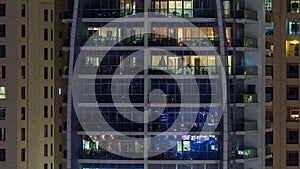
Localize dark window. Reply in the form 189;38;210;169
51;29;53;41
21;66;25;79
0;128;5;141
59;50;62;57
50;144;53;156
44;125;48;137
51;10;53;22
50;125;53;137
287;86;299;100
287;64;299;78
50;48;53;60
44;163;48;169
266;158;273;166
21;128;25;141
44;106;48;118
59;31;62;39
287;129;299;144
21;148;25;161
0;149;5;161
0;107;5;120
21;4;26;17
44;29;48;41
59;125;62;133
0;25;5;37
59;164;62;169
44;67;48;79
59;107;62;114
59;69;62;76
21;86;25;99
59;145;62;151
44;86;48;98
266;65;273;77
59;12;62;19
21;45;26;58
0;4;6;16
44;9;48;21
266;87;273;102
50;105;53;117
51;67;53;79
21;25;25;37
21;107;25;120
44;48;48;60
0;66;5;79
287;151;299;166
50;86;53;98
0;45;5;58
44;144;48;156
266;132;273;144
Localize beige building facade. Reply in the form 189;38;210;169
0;0;67;168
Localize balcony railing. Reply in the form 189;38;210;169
148;37;219;47
286;51;300;57
81;37;144;47
149;66;217;75
235;120;257;131
235;66;257;75
234;38;257;48
80;9;144;18
265;145;272;155
230;94;257;103
236;147;257;159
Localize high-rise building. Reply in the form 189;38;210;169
0;0;67;169
64;0;266;169
265;0;300;168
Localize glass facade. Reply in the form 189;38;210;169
66;0;265;169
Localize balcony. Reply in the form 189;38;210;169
286;51;300;57
230;94;257;103
63;10;73;20
148;37;219;47
265;93;273;102
236;147;257;159
235;120;257;131
149;66;217;75
80;9;144;18
234;38;257;48
265;145;272;156
81;36;144;47
234;66;257;75
234;9;257;20
148;9;216;18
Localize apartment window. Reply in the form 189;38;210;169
44;125;48;137
287;40;300;56
266;65;273;78
59;12;62;19
59;145;62;151
59;164;62;169
51;10;53;22
287;85;299;100
265;22;274;35
50;48;53;60
288;20;300;34
266;87;273;102
21;107;25;120
21;45;26;58
21;66;25;79
59;32;62;39
287;151;299;166
50;144;53;156
0;4;6;16
59;50;62;57
287;64;299;78
59;125;62;133
21;86;25;99
266;132;273;144
51;29;53;41
265;0;272;13
44;29;48;41
59;107;62;114
0;107;5;120
44;106;48;118
44;86;48;98
288;0;300;13
0;45;5;58
44;9;48;21
0;87;6;99
50;105;53;117
50;86;53;98
21;25;25;37
0;149;5;161
21;128;25;141
0;128;5;141
288;108;299;122
266;158;273;166
51;67;53;79
21;4;26;17
287;129;299;144
50;125;53;137
44;164;48;169
44;67;48;79
44;144;48;156
0;65;5;79
44;48;48;60
0;25;5;37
